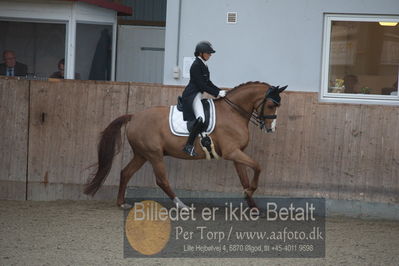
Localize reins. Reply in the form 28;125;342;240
222;88;277;129
223;97;260;126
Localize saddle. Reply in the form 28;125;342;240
169;97;219;160
169;96;216;136
177;96;212;131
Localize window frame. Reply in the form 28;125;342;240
320;14;399;105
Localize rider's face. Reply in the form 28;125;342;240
201;53;212;61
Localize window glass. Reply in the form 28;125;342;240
75;23;113;81
327;19;398;97
0;20;65;79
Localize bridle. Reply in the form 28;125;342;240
222;87;279;129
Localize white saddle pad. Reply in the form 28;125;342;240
169;99;216;137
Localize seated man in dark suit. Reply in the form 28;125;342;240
0;50;28;77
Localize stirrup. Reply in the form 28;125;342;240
183;144;197;156
199;134;220;160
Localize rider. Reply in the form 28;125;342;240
182;41;226;156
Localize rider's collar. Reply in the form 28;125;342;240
197;56;207;66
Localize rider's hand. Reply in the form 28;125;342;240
218;90;226;98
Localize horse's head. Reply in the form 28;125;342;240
222;82;287;133
256;85;287;133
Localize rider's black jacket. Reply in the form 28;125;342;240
181;57;220;121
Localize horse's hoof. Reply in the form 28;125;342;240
243;189;253;199
119;203;132;209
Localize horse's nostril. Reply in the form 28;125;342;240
266;128;272;133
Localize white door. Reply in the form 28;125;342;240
116;25;165;83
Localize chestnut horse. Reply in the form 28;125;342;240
84;82;286;209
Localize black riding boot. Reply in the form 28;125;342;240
183;117;205;156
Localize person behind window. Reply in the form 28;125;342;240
50;59;65;79
0;50;28;77
343;74;358;94
50;58;80;79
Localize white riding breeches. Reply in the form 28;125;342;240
193;92;205;121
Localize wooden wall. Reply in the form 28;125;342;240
0;77;398;204
27;80;128;200
0;78;29;200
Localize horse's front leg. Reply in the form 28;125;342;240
225;149;261;208
233;162;257;208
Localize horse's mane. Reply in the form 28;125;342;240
226;81;270;94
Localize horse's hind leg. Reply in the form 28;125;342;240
150;159;189;209
117;154;146;208
151;160;175;198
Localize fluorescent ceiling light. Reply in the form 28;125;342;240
379;22;398;26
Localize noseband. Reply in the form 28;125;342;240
222;87;279;129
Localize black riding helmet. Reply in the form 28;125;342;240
194;41;216;56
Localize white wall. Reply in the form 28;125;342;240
163;0;399;91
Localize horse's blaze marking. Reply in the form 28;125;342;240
270;119;276;132
271;111;277;132
125;200;171;255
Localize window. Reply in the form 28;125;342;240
321;14;399;105
75;23;113;81
0;20;66;79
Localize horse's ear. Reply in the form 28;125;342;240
271;85;279;92
279;85;288;93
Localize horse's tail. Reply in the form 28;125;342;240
84;114;132;196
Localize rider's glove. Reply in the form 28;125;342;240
218;90;226;98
